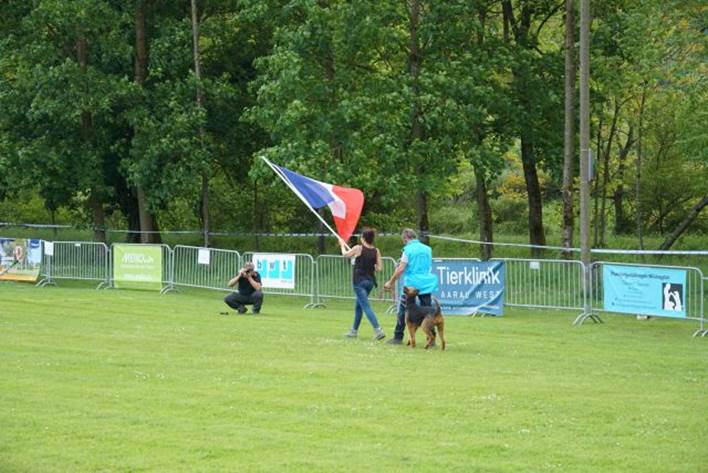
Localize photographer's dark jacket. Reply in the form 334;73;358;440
238;272;261;296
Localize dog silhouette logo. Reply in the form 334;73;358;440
662;282;683;312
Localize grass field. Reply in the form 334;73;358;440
1;282;707;472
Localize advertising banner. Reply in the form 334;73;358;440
432;259;505;315
603;264;687;318
113;244;163;291
0;238;42;282
253;253;295;289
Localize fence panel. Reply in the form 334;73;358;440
495;258;586;311
38;241;110;288
240;252;316;307
172;245;240;292
315;255;398;304
590;262;705;335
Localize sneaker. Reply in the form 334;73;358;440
345;329;358;338
237;307;247;314
374;328;385;341
385;338;402;345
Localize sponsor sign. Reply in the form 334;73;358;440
0;238;42;282
112;244;163;291
432;259;505;315
603;264;686;318
253;253;295;289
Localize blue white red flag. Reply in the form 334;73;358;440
263;159;364;242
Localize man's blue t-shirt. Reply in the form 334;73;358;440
401;239;438;294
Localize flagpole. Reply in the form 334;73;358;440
259;156;352;252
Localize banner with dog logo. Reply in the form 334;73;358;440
432;259;505;315
603;264;686;318
112;244;163;291
253;253;295;289
0;238;43;282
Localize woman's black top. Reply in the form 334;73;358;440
353;246;377;285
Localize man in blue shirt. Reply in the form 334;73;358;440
383;228;439;344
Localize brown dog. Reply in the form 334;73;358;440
403;287;446;350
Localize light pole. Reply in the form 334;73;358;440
575;0;601;325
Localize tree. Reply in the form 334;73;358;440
0;0;133;241
501;0;565;252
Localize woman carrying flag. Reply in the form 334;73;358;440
339;229;386;341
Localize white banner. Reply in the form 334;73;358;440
253;253;296;289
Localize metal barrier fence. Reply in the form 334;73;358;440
172;245;241;292
589;262;706;336
496;258;586;311
37;241;110;289
314;255;398;304
240;252;317;307
109;243;174;293
14;237;708;336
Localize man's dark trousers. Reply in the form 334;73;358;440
224;291;263;313
393;292;431;340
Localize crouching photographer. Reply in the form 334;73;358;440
224;262;263;314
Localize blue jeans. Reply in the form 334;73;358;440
394;292;431;340
352;279;381;330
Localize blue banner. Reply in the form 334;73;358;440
603;264;687;318
432;259;505;315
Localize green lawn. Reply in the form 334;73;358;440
1;282;706;472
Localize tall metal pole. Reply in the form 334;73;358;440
579;0;590;266
191;0;209;248
576;0;597;324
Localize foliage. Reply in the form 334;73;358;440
0;0;705;245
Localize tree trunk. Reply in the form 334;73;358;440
50;210;58;240
416;191;430;244
473;7;492;260
115;175;142;243
253;179;260;251
561;0;576;259
613;126;634;234
658;196;708;251
136;187;156;243
76;35;107;244
475;166;493;260
507;2;545;254
599;100;620;247
200;174;209;246
636;89;646;250
134;0;160;244
521;137;546;254
408;0;428;243
89;194;106;243
592;115;602;246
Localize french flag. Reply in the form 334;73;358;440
268;161;364;242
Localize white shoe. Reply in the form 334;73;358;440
345;329;358;338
